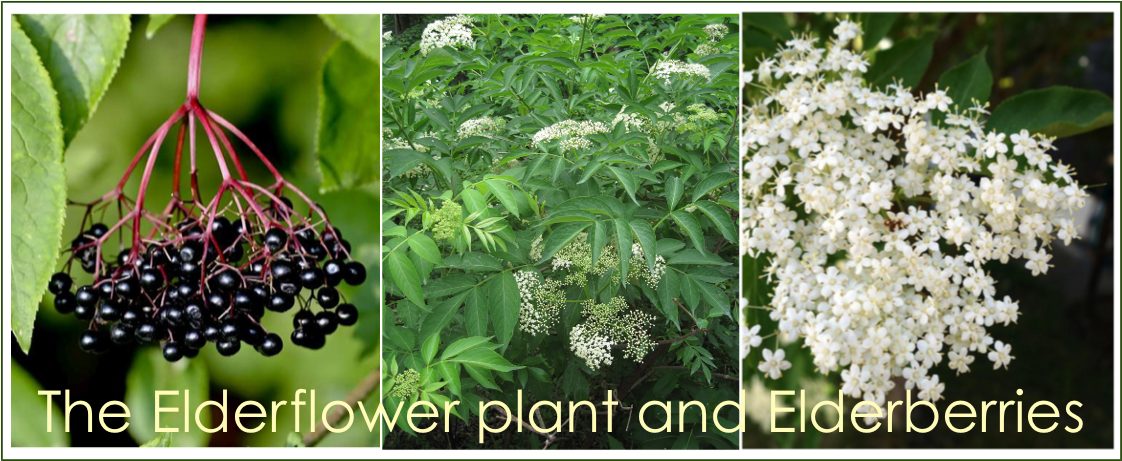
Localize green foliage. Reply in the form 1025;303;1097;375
319;14;382;60
11;19;66;354
938;48;992;109
989;86;1114;138
317;38;381;192
125;348;210;447
865;31;935;88
382;13;739;449
140;433;174;447
146;14;176;38
11;363;68;447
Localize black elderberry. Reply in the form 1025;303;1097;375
88;223;109;238
174;282;196;300
48;272;72;295
306;242;327;260
270;260;297;284
179;260;202;280
277;282;299;295
268;293;295;312
316;287;340;309
245;260;266;277
291;328;324;349
114;278;138;299
121;308;142;326
323;259;345;286
117;249;135;267
240;323;265;346
232;289;255;311
184;303;206;328
98;301;122;321
212;269;241;292
75;285;99;307
139;269;164;291
219;319;240;340
179;241;203;263
163;341;185;362
335;303;358;326
314;311;338;335
80;257;98;274
183;329;206;349
256;333;283;357
161;305;186;327
293;310;315;330
183;347;200;359
264;228;288;252
79;330;110;353
328;239;352;259
210;216;234;244
216;339;241;356
251;285;270;302
343;262;366;286
223;243;244;263
74;303;95;320
110;323;134;344
135;321;159;342
98;281;115;299
206;292;228;310
203;324;222;342
54;292;77;314
299;267;325;289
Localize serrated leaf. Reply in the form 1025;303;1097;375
443;252;503;272
449;348;523;372
693;200;736;242
866;32;935;89
421;331;440;365
938;49;992;110
11;20;66;353
607;165;640;205
488;272;520;350
667;249;730;266
614;218;632;283
407;232;443;265
436;362;462;397
319;14;381;61
422;273;476;298
462;364;499;390
539;221;592;262
463;286;489;337
146;14;175;39
657;270;681;330
988;86;1114;138
439;336;495;361
126;348;209;447
671;210;706;252
628;219;658;274
419;291;467;340
387;251;425;310
317;41;380;192
384;307;415;351
17;14;130;146
666;176;685;210
691;171;736;203
482;179;520;218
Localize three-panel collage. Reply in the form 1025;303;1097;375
4;6;1117;456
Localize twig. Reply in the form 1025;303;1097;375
302;367;381;447
651;366;739;382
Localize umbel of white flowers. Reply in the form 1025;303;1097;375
739;20;1089;408
420;14;474;56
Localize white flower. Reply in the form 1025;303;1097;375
650;59;711;84
987;341;1014;369
420;14;474;56
740;324;762;359
532;120;610;150
758;348;791;379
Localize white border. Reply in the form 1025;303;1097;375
3;1;1120;459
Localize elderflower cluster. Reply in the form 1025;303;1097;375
531;120;610;151
650;59;711;85
625;242;667;288
420;14;474;56
382;31;393;48
570;297;656;370
695;23;729;56
389;369;420;398
741;20;1089;404
457;116;505;140
612;110;650;134
568;13;604;26
431;201;462;242
383;129;434;178
515;270;565;335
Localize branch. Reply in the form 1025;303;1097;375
302;366;381;447
651;366;738;382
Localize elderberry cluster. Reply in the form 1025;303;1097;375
49;201;366;362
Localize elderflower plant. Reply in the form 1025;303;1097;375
531;120;611;151
741;19;1089;405
420;14;474;56
571;297;657;370
650;59;711;85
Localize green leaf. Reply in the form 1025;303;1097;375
628;219;658;274
442;252;503;272
462;364;499;390
384;307;416;351
146;14;175;39
539;221;592;262
421;331;440;365
691;171;736;203
482;179;520;218
141;433;174;448
693;200;737;242
988;87;1114;138
419;291;467;340
866;32;936;89
436;362;462;397
666;176;685;210
421;105;453;133
488;272;520;350
319;14;381;61
12;363;67;447
17;14;130;146
856;13;898;51
407;233;443;265
387;251;425;310
422;273;476;298
11;19;66;353
463;286;489;337
667;249;730;266
656;271;681;330
938;49;992;110
317;41;380;192
614;218;632;283
607;166;640;205
125;348;209;447
742;13;790;39
448;348;523;372
560;361;589;400
284;432;305;448
439;336;495;361
671;210;706;252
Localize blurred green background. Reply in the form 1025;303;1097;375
742;12;1114;449
12;14;381;447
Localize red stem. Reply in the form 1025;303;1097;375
187;15;208;102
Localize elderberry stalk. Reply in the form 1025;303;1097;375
48;14;367;362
